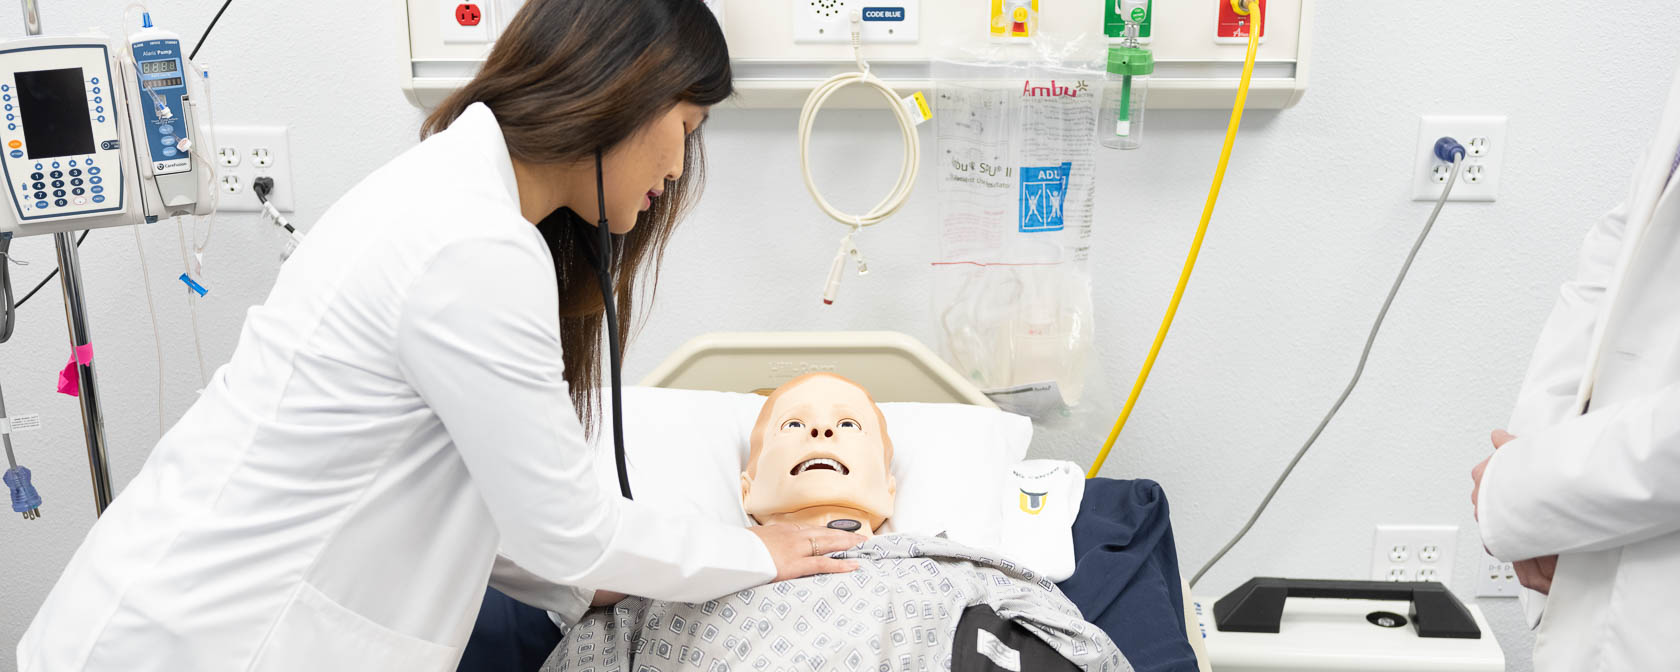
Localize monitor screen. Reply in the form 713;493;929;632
140;59;178;75
15;67;96;160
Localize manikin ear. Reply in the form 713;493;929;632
741;472;752;501
887;474;898;499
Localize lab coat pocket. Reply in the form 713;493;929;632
250;581;458;672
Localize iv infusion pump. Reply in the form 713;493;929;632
0;29;215;238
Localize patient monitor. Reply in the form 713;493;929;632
742;373;897;535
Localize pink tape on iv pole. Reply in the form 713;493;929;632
56;344;94;397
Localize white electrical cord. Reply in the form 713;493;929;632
798;10;920;305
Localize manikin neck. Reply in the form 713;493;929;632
756;505;883;536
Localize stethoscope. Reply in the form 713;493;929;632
541;149;632;500
556;152;870;534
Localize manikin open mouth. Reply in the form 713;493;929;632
790;457;850;476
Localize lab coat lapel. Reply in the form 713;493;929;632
1573;70;1680;413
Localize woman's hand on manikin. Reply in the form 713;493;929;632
749;523;865;582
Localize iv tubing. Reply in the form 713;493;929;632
1087;0;1262;478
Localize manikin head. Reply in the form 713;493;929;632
742;374;897;531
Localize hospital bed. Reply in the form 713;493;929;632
636;331;1212;672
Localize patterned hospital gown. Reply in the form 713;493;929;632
551;535;1130;672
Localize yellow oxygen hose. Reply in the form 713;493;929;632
1087;0;1264;478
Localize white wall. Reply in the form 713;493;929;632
5;2;1678;670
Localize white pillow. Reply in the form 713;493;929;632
593;387;1033;553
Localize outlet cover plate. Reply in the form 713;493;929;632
1372;524;1458;585
1475;550;1522;598
213;125;295;213
1412;115;1507;202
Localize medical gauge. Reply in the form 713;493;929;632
1;27;214;236
0;6;220;516
128;13;209;215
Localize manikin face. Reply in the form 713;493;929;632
742;375;896;526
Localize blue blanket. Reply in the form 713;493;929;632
1057;478;1198;672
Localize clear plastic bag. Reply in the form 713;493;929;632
932;48;1105;424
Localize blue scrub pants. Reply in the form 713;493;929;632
455;587;563;672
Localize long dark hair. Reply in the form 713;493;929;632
421;0;731;433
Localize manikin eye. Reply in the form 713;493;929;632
781;420;806;430
837;419;861;430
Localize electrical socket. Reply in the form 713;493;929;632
1476;551;1522;598
1372;524;1457;585
1411;115;1507;202
213;125;296;213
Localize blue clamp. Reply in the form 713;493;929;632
179;273;208;297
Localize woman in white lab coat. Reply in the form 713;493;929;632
1470;58;1680;670
16;2;862;670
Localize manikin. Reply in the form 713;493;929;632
547;374;1126;672
741;373;897;535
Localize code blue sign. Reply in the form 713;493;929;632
861;7;906;21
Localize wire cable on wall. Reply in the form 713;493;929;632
189;0;234;60
11;231;90;310
1189;151;1468;589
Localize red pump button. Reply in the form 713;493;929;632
456;3;483;26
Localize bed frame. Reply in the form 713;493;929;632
643;331;1212;672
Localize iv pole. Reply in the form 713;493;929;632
20;0;117;516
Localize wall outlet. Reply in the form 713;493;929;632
441;2;493;44
1476;551;1522;598
1372;524;1457;584
212;125;295;213
1411;115;1507;202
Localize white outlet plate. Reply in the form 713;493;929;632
213;125;296;213
1412;115;1507;202
1475;551;1521;598
1372;524;1458;585
793;0;919;43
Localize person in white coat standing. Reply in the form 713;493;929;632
17;2;864;670
1470;60;1680;670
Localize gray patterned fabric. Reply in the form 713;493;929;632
550;534;1130;672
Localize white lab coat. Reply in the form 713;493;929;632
1480;64;1680;670
16;103;775;671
